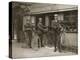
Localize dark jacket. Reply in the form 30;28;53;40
24;23;32;32
52;21;63;34
37;22;46;35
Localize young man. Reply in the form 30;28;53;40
24;20;32;48
37;18;47;48
51;14;63;52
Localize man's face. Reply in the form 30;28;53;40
26;20;30;24
54;14;58;20
39;18;42;23
54;16;58;20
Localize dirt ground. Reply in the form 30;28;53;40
12;40;76;59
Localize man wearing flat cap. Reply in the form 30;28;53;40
51;14;63;52
37;18;47;48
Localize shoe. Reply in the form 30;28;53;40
54;49;56;52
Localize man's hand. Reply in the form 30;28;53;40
44;28;48;32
